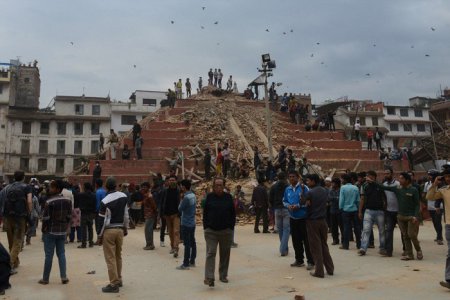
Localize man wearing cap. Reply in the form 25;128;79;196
98;177;129;293
426;168;450;289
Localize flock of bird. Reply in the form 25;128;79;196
66;6;439;79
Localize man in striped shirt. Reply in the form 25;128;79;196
98;177;129;293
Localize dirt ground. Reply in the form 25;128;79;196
1;221;449;300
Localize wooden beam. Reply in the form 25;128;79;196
164;157;202;180
248;117;277;155
228;113;255;159
352;160;361;172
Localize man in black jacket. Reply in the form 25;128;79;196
76;182;97;248
203;177;236;287
269;172;289;256
132;120;141;148
252;179;269;233
160;176;181;258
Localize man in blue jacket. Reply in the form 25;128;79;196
177;180;197;270
283;170;314;269
339;174;361;250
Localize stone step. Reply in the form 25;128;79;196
305;149;379;160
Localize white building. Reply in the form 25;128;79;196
4;96;111;177
334;101;431;149
111;90;167;133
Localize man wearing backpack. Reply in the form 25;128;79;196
2;170;32;275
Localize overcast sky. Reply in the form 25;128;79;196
1;0;449;107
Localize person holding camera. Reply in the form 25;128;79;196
426;168;450;290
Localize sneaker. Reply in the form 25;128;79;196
437;240;444;245
231;243;238;248
254;230;261;233
358;249;366;256
331;241;339;245
169;249;175;254
176;265;190;270
368;244;375;248
143;246;155;250
219;277;229;283
290;261;305;267
102;284;119;293
401;255;414;261
416;250;423;260
440;281;450;289
339;246;349;250
160;241;165;247
78;244;87;249
306;263;315;271
189;263;196;267
379;249;388;256
38;279;49;285
61;278;69;284
89;242;94;248
173;251;178;258
10;268;17;275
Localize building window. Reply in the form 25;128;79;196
22;121;31;134
92;105;100;115
403;124;412;131
121;115;136;125
40;122;50;134
414;109;423;117
387;107;396;115
359;117;366;126
56;140;66;155
39;140;48;154
91;141;99;154
400;108;409;117
74;140;83;154
57;122;66;135
143;98;157;106
21;139;30;154
20;158;29;172
390;123;399;131
91;123;100;135
73;158;83;169
417;124;426;132
75;104;84;115
38;158;47;172
74;122;83;135
55;159;65;174
371;117;378;126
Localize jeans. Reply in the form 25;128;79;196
275;208;290;255
290;218;314;265
342;211;361;249
361;209;385;251
69;226;81;242
429;210;443;241
43;233;67;281
181;225;196;267
445;224;450;282
385;211;397;254
145;217;155;247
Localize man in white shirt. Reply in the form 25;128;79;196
354;120;361;141
383;169;401;256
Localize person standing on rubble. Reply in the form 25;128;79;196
176;79;183;99
213;69;218;87
198;77;203;92
132;119;141;148
208;69;213;85
185;78;191;98
222;143;231;178
216;148;224;176
227;76;233;91
217;69;223;89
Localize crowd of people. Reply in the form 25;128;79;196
0;155;448;295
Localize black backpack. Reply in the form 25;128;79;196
4;182;28;217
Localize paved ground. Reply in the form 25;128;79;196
1;221;449;300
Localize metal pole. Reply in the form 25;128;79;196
263;64;274;161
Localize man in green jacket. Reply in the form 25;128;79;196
369;172;422;261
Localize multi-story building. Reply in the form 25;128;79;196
4;95;111;177
111;90;167;133
334;100;432;149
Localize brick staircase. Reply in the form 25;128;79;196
69;98;423;185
